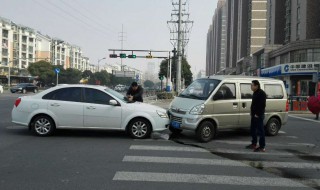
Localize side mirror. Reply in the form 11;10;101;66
213;91;223;101
109;99;119;106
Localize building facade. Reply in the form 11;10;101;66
255;0;320;96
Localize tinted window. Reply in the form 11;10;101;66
240;84;253;99
264;84;284;99
42;87;82;102
85;88;112;105
214;83;236;100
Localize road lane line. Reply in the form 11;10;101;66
130;145;320;157
123;156;248;167
123;155;320;170
289;115;320;123
214;140;316;147
113;171;308;187
130;145;209;152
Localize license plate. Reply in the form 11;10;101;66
171;121;180;129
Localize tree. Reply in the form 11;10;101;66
94;70;111;86
28;61;55;85
144;80;154;88
59;68;82;84
159;57;193;86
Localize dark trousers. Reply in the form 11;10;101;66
250;116;265;148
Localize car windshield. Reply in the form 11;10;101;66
105;88;130;103
179;79;221;100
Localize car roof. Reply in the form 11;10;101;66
203;75;281;82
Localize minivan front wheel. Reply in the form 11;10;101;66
196;121;215;142
265;118;280;136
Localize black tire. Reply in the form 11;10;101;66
169;126;183;135
32;115;55;136
22;89;26;94
196;121;215;142
128;118;152;139
265;117;280;136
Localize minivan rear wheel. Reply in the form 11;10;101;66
196;121;215;142
265;118;280;136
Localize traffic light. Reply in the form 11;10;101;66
128;54;136;58
146;55;153;59
120;53;126;58
109;54;117;58
158;73;164;80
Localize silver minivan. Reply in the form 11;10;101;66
168;75;289;142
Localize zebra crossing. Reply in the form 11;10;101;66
112;140;320;189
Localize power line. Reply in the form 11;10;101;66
58;0;117;35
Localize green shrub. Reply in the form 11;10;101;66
156;92;175;99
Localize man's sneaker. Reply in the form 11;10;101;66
254;147;266;152
245;144;257;149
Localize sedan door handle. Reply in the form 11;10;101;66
50;103;60;107
86;106;96;110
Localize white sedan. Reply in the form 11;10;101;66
12;84;170;139
0;84;3;93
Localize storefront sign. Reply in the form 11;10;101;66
261;62;320;77
260;65;282;77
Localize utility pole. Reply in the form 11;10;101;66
119;24;126;71
167;0;193;92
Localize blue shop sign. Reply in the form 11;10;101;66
260;65;282;77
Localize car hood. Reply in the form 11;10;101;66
169;96;205;111
128;102;167;113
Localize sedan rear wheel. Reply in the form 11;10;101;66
32;115;55;136
128;118;151;139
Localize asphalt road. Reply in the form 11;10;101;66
0;92;319;190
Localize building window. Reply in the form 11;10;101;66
313;49;320;61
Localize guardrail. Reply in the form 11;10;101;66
288;96;309;111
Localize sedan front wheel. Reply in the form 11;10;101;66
128;118;151;139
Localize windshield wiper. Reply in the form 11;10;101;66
188;94;202;99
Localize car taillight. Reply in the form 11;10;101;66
286;100;289;112
14;98;21;107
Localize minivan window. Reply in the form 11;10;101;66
264;84;284;99
179;79;221;100
240;84;253;99
214;83;236;100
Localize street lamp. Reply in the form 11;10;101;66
98;57;106;71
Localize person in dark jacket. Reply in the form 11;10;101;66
126;82;144;102
246;80;267;152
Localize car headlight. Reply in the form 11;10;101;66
190;104;205;115
157;110;169;118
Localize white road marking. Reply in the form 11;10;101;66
130;145;209;153
289;115;320;123
130;145;320;157
123;155;320;170
214;140;316;147
113;171;309;187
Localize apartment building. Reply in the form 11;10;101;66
254;0;320;96
36;32;51;61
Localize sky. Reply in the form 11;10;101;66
2;0;217;76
